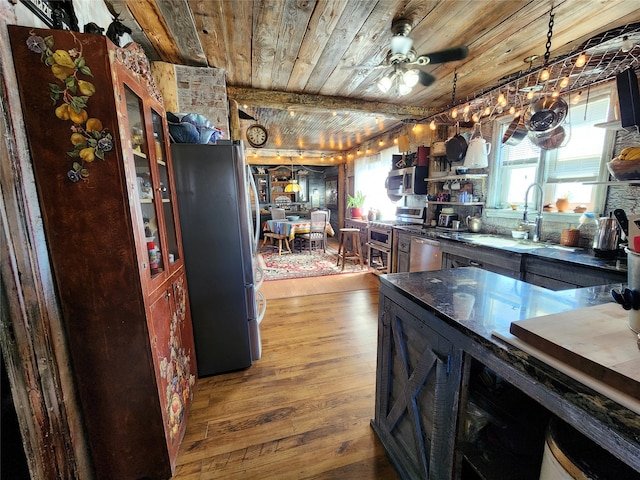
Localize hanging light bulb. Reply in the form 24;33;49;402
559;76;570;88
429;120;436;130
539;68;550;81
497;93;506;105
622;36;634;53
451;108;458;119
463;104;470;114
571;91;582;105
575;53;586;67
527;90;535;100
509;106;516;115
472;112;480;123
551;89;560;98
484;106;491;116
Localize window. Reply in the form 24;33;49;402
489;87;614;214
354;146;398;219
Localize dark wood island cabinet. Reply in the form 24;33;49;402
373;268;639;480
9;26;197;479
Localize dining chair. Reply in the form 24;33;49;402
271;207;286;220
299;210;328;253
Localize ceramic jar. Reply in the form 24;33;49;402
555;197;569;212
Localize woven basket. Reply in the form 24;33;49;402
560;229;580;247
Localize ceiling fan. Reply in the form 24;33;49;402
372;18;469;96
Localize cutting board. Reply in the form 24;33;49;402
509;303;640;398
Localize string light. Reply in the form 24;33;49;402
571;91;582;105
559;76;570;88
575;53;586;67
539;68;550;81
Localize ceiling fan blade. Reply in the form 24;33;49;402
415;46;469;65
418;70;436;87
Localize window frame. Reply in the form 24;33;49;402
486;84;617;221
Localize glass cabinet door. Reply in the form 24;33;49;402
151;109;180;267
126;86;165;279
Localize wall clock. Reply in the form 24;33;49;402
246;124;268;148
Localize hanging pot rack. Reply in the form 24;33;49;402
426;21;640;126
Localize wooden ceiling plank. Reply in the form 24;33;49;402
252;0;287;90
227;86;438;119
125;0;184;64
188;0;226;69
270;0;316;89
219;0;253;84
155;0;207;66
303;1;378;93
287;0;350;91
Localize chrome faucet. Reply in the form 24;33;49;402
522;183;543;242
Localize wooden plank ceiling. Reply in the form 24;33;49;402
109;0;640;161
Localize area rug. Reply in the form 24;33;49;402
258;248;365;281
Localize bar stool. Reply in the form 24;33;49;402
336;228;363;270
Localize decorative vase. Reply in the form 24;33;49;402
350;207;364;219
555;197;569;212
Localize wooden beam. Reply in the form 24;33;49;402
124;0;184;65
229;99;241;141
227;86;438;121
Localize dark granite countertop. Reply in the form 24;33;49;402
378;267;640;470
393;225;628;274
379;267;619;341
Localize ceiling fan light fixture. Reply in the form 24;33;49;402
391;35;414;55
377;75;393;93
403;69;420;87
398;82;412;96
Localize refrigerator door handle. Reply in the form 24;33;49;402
248;166;260;254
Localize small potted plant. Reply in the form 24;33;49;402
347;191;366;219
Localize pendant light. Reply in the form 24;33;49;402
284;157;302;193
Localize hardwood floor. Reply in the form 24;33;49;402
172;283;400;479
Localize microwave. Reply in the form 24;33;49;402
386;166;428;196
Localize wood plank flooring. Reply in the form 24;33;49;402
172;283;400;479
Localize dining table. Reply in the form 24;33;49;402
263;219;335;241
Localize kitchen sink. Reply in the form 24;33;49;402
456;234;579;252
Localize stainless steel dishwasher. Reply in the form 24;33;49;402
409;237;442;272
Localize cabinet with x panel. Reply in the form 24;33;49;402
372;293;464;479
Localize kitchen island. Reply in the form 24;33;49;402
373;267;639;480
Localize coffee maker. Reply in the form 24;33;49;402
593;215;620;258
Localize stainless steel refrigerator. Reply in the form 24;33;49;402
171;140;265;377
